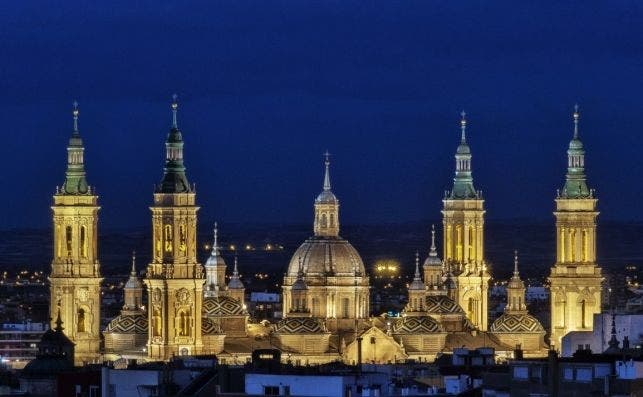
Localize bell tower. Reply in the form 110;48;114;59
313;152;339;237
49;102;102;364
442;112;490;330
144;96;204;360
549;106;602;348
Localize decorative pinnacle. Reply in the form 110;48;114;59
573;104;580;139
513;250;520;277
414;251;420;278
460;110;467;142
430;224;437;255
233;255;239;276
131;250;137;276
171;94;178;128
211;222;219;255
323;151;331;191
72;100;79;133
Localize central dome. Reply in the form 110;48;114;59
287;236;366;277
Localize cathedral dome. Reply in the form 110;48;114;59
393;316;442;334
274;317;327;334
287;237;366;277
203;295;246;317
105;313;148;334
425;295;464;315
490;313;544;333
315;190;338;204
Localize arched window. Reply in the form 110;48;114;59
330;213;335;227
80;226;87;257
56;225;62;258
179;224;187;252
456;226;463;261
581;300;587;328
321;214;327;228
65;226;73;257
569;229;576;262
582;230;588;262
560;228;566;262
468;226;475;260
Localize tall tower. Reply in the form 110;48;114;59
442;112;490;330
549;106;602;349
49;102;102;364
144;96;204;360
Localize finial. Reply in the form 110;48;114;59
573;103;580;139
323;151;331;191
72;100;79;133
414;251;420;277
233;255;239;276
171;94;178;128
460;110;467;142
513;250;520;276
212;222;219;254
430;224;437;255
131;250;137;276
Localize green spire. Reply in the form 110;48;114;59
448;111;478;199
560;105;591;198
157;94;192;193
61;101;90;195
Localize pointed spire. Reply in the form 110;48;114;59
228;254;245;290
513;250;520;277
409;251;425;291
429;225;438;256
72;100;79;135
573;104;580;139
460;110;467;143
233;255;239;276
414;251;421;279
323;151;331;191
171;93;178;129
130;250;137;276
212;222;219;255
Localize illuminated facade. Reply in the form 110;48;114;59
281;154;370;333
549;107;602;348
144;98;205;360
442;113;490;330
49;103;102;365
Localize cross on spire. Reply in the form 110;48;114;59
171;94;178;128
460;110;467;142
72;100;79;133
573;104;580;139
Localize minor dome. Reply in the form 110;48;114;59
425;295;464;315
105;313;148;334
287;237;366;277
569;137;584;150
315;190;338;204
393;316;442;334
456;142;471;155
274;317;327;334
490;313;545;333
203;296;245;317
205;252;226;268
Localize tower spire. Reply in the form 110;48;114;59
513;249;520;277
158;94;191;193
460;110;467;143
171;93;178;129
54;309;64;332
131;250;137;276
414;251;421;279
449;111;477;199
61;100;90;195
560;104;590;198
323;151;331;191
429;224;438;256
573;103;579;139
212;222;219;255
72;101;79;135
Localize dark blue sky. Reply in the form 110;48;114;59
1;1;642;229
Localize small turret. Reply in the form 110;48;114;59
449;111;478;199
406;252;426;313
314;152;340;237
290;258;310;315
506;251;527;314
61;101;90;195
204;222;227;297
123;251;143;312
423;225;443;289
227;256;245;306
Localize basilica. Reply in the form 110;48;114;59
49;99;600;365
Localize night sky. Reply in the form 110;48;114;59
2;2;642;229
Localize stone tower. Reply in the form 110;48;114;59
442;112;490;330
549;106;602;349
144;96;205;360
49;102;102;364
